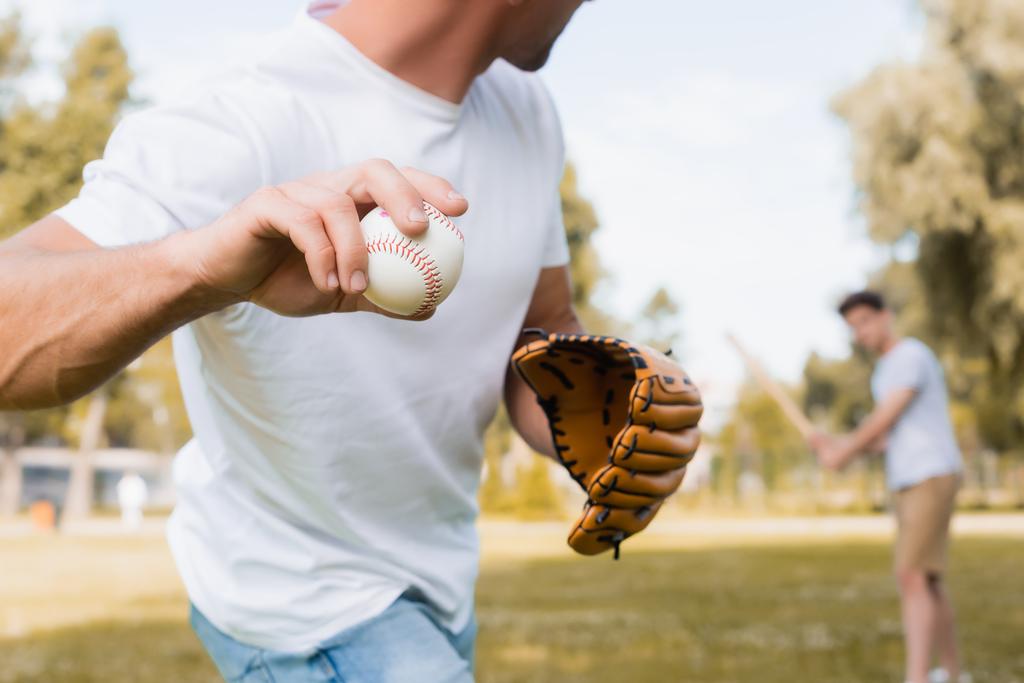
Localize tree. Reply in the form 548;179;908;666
560;163;624;335
638;286;682;353
0;22;132;237
716;381;811;502
61;387;108;522
834;0;1024;455
802;351;874;431
0;14;30;106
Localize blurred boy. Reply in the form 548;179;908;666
810;291;967;683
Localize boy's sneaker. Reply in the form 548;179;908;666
928;668;973;683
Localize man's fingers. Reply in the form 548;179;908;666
244;187;338;294
311;161;468;236
351;159;430;237
277;182;368;295
399;166;470;218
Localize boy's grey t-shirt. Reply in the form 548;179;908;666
871;338;962;490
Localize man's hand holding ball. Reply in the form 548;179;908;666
181;159;467;319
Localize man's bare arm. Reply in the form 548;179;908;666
0;162;469;410
0;218;235;410
504;265;583;458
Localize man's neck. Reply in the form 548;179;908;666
323;0;501;104
880;334;902;356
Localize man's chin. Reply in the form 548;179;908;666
505;47;553;72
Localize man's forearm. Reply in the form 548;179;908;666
0;232;236;410
506;368;559;458
505;317;585;458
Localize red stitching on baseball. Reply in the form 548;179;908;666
366;233;444;315
423;202;464;242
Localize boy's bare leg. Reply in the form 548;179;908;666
930;574;961;681
899;569;937;683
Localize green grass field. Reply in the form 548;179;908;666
1;529;1022;683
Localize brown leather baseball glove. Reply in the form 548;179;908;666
511;331;703;558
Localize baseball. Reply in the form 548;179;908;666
360;202;465;316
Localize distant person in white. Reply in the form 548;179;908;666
116;471;148;530
811;291;967;683
0;0;595;681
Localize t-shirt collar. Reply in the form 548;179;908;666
297;5;464;123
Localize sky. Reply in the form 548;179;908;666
2;0;924;425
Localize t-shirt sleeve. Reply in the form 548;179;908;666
883;342;930;394
54;90;265;248
540;185;570;268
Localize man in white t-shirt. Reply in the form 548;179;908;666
0;1;599;680
810;291;967;683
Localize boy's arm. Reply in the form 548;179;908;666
814;387;916;470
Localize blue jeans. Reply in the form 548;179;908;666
190;594;476;682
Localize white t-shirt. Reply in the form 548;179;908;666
870;338;962;491
56;9;569;652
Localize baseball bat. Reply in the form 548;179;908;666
726;333;816;440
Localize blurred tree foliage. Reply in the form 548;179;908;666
560;163;621;335
802;350;874;432
0;19;131;238
717;381;809;498
0;15;30;101
638;287;681;353
0;16;189;457
834;0;1024;454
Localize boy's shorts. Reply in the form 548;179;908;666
893;473;960;574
